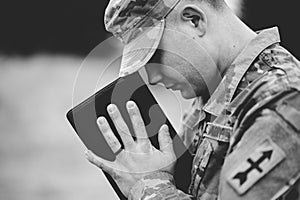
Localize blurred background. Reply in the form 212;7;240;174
0;0;299;200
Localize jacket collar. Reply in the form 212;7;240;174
202;27;281;117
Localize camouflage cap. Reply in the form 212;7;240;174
105;0;181;77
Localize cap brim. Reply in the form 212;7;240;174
119;20;165;77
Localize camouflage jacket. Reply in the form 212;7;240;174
128;27;300;200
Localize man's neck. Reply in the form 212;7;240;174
216;11;257;77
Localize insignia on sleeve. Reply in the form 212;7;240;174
227;137;286;195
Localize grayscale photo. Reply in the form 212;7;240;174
1;0;299;200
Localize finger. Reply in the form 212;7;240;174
126;101;149;144
107;104;134;148
85;150;114;173
97;116;122;154
158;124;173;153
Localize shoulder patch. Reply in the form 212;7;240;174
227;137;286;195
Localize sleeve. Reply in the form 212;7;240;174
128;172;194;200
218;88;300;200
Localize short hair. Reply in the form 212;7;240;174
186;0;226;10
165;0;226;24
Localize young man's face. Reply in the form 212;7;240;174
145;48;205;99
144;21;221;100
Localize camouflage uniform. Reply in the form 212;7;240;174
104;0;300;199
127;27;300;200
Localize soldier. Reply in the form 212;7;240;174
85;0;300;199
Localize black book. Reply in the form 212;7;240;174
66;72;193;200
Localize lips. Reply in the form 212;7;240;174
166;85;180;91
165;84;174;89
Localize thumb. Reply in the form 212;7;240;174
158;124;173;154
85;150;114;173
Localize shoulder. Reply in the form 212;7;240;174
217;44;300;200
219;83;300;199
257;44;300;92
232;44;300;127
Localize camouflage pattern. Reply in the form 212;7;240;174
128;27;300;199
128;172;193;200
104;0;181;76
105;0;180;44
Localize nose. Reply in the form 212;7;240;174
148;73;162;85
145;63;163;85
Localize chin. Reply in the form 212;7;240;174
180;90;197;99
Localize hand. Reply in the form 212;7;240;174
85;101;176;197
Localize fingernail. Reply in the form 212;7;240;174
107;104;116;113
127;101;135;109
97;117;105;124
163;124;169;132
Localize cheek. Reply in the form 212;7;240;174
159;56;188;81
181;70;210;99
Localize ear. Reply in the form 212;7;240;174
181;5;207;37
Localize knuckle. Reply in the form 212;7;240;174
92;157;100;166
116;124;129;134
138;138;150;145
133;117;144;129
110;139;121;148
114;117;128;129
99;123;109;133
109;110;119;119
129;104;140;115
